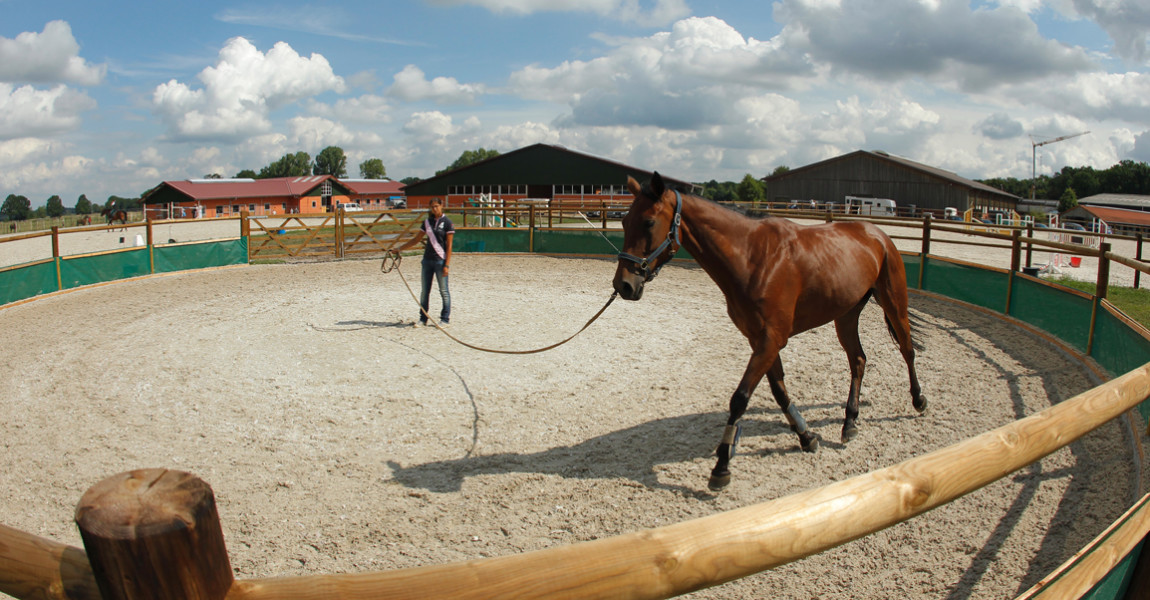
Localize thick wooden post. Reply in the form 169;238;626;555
1087;243;1112;356
52;226;63;292
146;217;155;274
75;469;233;600
1006;229;1021;314
529;204;536;253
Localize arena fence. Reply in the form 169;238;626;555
0;217;247;307
1;205;1149;598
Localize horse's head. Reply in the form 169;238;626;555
613;172;682;301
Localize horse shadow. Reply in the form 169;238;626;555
386;408;802;496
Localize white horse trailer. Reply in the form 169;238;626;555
845;196;896;217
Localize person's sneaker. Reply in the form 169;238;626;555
413;321;425;328
439;320;450;328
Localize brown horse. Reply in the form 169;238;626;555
613;173;926;491
101;207;128;226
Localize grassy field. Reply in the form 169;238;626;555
1050;277;1150;329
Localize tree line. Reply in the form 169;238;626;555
977;160;1150;202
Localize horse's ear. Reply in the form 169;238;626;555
650;172;666;201
627;176;642;197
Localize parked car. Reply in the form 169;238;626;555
1063;223;1085;231
386;197;407;209
338;202;363;212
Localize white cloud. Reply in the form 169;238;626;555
0;146;94;194
402;111;460;139
287;116;383;151
1018;71;1150;123
0;83;97;140
307;94;394;124
426;0;690;24
0;137;56;165
0;21;105;85
386;65;485;105
1067;0;1150;63
152;37;346;140
776;0;1097;91
509;16;814;129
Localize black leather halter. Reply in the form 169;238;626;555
617;190;682;282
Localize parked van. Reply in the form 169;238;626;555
845;196;896;217
338;202;362;212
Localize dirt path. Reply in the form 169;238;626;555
0;255;1140;598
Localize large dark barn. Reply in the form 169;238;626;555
764;150;1018;217
403;144;696;209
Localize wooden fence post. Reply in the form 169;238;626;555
1025;222;1034;268
1136;233;1143;290
1005;229;1021;314
75;469;233;600
918;214;932;290
1097;242;1111;301
146;217;155;275
51;226;63;292
1087;242;1112;356
529;204;536;253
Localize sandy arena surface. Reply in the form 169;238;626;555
1;250;1145;599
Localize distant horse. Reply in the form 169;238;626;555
613;173;926;490
79;215;92;226
101;207;128;227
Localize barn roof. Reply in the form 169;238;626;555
145;176;339;203
1079;193;1150;211
1070;204;1150;227
403;143;697;195
766;150;1017;201
340;179;405;196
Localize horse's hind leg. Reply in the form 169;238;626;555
875;280;927;414
766;358;820;452
834;299;868;443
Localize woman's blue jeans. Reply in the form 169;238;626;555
419;258;450;323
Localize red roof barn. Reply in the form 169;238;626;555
142;176;405;219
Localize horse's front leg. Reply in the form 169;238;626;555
710;347;817;491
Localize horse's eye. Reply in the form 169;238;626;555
643;218;657;230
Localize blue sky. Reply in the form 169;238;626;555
2;0;1149;207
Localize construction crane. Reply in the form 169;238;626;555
1030;131;1089;199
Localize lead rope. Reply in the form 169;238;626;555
381;253;617;355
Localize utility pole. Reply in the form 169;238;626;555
1030;131;1089;200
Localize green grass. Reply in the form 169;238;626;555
1049;277;1150;328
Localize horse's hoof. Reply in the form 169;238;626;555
708;471;731;491
841;421;858;443
914;395;928;414
800;432;820;453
